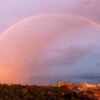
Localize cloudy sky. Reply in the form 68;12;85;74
0;0;100;34
0;0;100;85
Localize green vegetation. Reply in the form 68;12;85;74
0;84;95;100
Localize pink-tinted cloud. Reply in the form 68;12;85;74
79;0;91;4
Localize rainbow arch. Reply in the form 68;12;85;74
0;13;100;39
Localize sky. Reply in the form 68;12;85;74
0;0;100;85
0;0;100;34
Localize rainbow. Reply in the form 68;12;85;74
0;13;100;39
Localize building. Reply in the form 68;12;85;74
57;82;75;90
77;83;100;91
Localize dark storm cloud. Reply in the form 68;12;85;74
28;73;100;85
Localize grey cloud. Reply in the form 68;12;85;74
28;74;100;85
43;45;92;67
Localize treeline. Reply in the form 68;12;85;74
0;84;96;100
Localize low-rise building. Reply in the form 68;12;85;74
57;82;75;90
